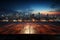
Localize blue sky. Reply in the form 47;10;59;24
0;0;60;12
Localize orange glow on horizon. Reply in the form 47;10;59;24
40;11;60;15
32;11;60;15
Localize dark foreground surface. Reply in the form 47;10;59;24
0;22;60;40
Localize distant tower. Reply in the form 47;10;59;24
38;12;41;20
46;13;49;21
31;14;35;18
30;14;35;20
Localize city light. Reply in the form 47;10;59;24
48;19;54;22
32;19;35;22
13;20;17;22
17;20;22;22
40;19;47;22
2;20;8;22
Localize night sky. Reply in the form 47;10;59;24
0;0;60;14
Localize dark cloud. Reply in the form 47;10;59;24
0;0;60;12
50;0;60;11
